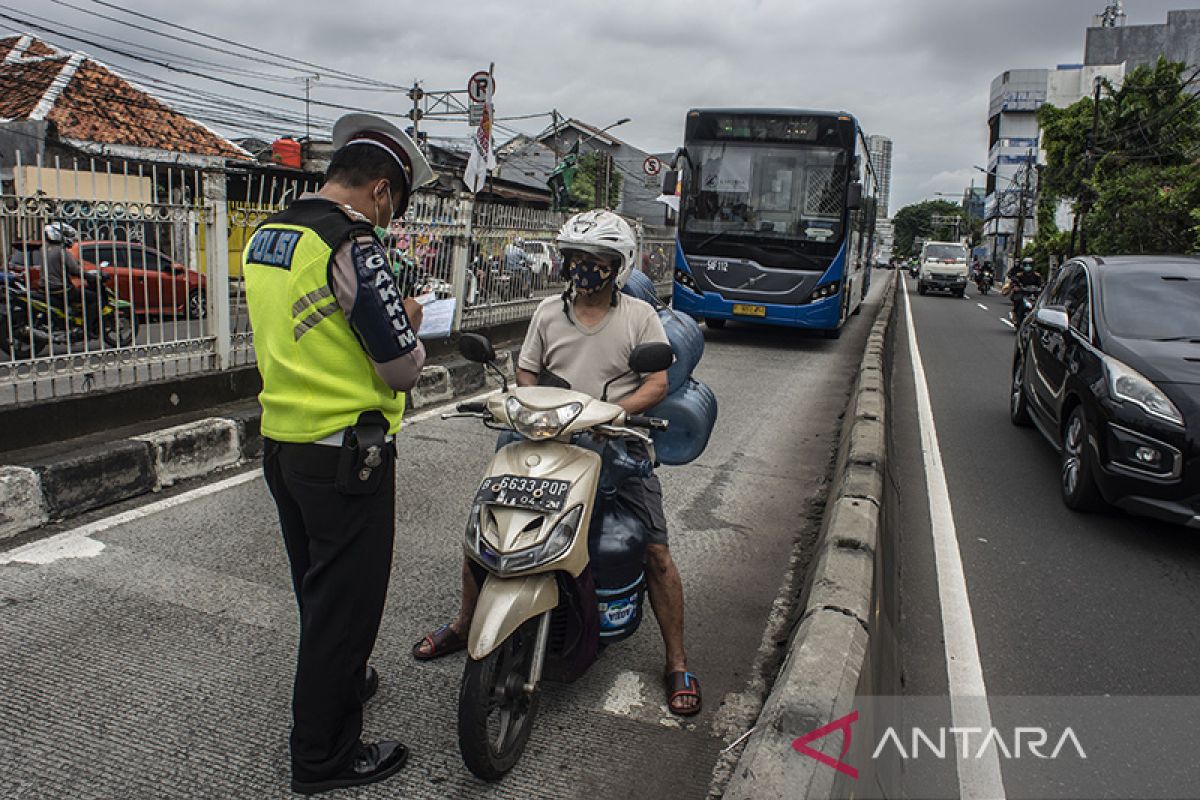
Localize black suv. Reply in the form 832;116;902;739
1010;256;1200;527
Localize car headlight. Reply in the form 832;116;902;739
1104;356;1184;426
505;397;583;440
466;505;584;575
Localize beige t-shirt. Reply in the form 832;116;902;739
518;294;669;403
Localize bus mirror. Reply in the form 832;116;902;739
847;181;864;210
661;170;678;195
672;146;693;170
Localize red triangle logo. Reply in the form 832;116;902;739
791;710;859;779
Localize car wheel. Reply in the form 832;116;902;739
1060;406;1106;512
188;289;207;319
704;318;726;329
1009;354;1032;427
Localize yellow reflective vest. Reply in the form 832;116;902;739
244;197;405;443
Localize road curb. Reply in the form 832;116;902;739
0;352;520;542
722;272;898;800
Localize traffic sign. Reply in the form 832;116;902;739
469;103;484;126
468;71;495;103
643;156;663;177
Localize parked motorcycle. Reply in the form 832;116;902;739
443;333;673;781
975;268;994;295
0;271;135;358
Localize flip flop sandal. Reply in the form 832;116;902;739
665;670;702;717
412;623;467;661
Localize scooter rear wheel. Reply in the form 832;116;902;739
457;617;542;781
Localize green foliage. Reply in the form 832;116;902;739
570;152;623;209
1036;58;1200;256
892;200;973;257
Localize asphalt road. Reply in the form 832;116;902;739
0;278;885;800
892;274;1200;799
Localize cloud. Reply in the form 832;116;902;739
14;0;1186;213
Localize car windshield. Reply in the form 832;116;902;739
682;143;848;244
924;245;966;261
1101;269;1200;340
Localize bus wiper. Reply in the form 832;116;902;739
696;228;756;249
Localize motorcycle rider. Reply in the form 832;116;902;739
414;210;703;716
1003;257;1044;322
41;223;101;322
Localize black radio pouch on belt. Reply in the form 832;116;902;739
335;411;393;495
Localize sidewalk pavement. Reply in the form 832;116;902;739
0;348;518;544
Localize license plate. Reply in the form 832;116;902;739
476;475;571;513
732;304;766;317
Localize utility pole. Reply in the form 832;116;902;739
1012;148;1035;264
407;81;425;141
1078;76;1104;254
551;108;561;167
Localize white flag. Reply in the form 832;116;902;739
464;79;496;193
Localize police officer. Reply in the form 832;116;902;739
244;113;435;795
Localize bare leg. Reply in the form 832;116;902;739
413;557;478;657
645;543;697;713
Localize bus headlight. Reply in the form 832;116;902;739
674;268;699;293
809;281;841;302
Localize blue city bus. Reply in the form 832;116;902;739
668;109;879;338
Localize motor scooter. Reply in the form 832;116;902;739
442;333;673;780
976;267;994;295
0;270;134;358
1009;285;1041;328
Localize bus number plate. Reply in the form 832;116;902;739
732;304;766;317
476;475;571;513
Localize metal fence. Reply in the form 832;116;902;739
0;157;674;408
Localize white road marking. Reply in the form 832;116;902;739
903;282;1007;800
1;390;499;566
1001;317;1015;329
0;469;262;566
977;303;989;311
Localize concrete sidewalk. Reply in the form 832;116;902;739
0;348;517;543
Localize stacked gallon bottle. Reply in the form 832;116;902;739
621;270;718;465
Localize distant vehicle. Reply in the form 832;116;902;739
917;241;969;297
8;240;207;318
668;108;877;338
521;241;557;277
1010;255;1200;526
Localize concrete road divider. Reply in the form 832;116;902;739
0;350;519;543
723;273;898;800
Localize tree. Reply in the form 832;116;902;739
1036;58;1200;256
892;200;972;257
570;152;622;209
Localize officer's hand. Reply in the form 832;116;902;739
402;296;424;333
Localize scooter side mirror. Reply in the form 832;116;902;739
459;333;496;364
628;342;674;374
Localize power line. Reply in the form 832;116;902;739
59;0;404;89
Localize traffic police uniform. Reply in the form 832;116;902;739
244;115;433;784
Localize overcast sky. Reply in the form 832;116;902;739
7;0;1193;212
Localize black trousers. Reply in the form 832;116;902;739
262;437;396;781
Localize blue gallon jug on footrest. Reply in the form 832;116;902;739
589;495;648;643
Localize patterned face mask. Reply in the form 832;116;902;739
566;251;618;295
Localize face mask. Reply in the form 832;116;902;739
1023;264;1033;272
373;183;395;238
568;255;617;295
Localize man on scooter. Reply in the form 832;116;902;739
41;223;102;321
414;209;703;717
1002;257;1044;323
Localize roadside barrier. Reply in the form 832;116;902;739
723;271;899;800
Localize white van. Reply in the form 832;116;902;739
917;241;970;297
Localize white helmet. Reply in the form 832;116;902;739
555;209;637;289
44;222;78;244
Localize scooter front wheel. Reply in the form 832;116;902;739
457;617;542;780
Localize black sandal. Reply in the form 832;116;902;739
412;623;467;661
665;670;702;717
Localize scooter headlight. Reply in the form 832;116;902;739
505;397;583;440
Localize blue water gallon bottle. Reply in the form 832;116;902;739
588;496;648;643
648;377;719;466
657;307;704;394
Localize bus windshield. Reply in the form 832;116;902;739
681;143;848;245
